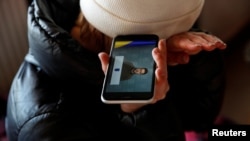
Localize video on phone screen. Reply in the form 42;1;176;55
105;40;156;93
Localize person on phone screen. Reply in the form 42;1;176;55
5;0;227;141
130;68;148;75
119;61;148;81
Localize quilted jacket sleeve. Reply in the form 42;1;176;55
26;0;104;84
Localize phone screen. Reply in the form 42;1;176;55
101;34;159;103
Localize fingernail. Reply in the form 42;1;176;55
216;41;227;49
153;48;159;54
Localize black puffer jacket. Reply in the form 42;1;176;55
5;0;226;141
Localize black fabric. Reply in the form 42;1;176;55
0;98;6;118
168;50;226;131
5;0;226;140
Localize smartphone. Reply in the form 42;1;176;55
101;34;159;104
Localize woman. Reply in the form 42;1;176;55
5;0;226;140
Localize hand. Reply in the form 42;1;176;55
166;31;227;66
98;39;169;113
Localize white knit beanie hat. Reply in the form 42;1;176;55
80;0;205;39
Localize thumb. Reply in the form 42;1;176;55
98;52;109;73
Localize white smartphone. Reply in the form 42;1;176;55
101;34;159;104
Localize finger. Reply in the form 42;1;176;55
152;40;169;102
192;32;227;50
154;39;168;80
158;39;167;61
168;36;203;54
152;40;167;70
154;68;169;101
215;41;227;50
206;34;227;50
183;32;219;52
193;32;217;44
98;52;109;73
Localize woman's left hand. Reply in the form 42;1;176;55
166;31;227;65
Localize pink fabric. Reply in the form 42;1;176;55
185;131;208;141
0;119;7;141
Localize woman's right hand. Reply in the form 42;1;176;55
98;39;169;113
